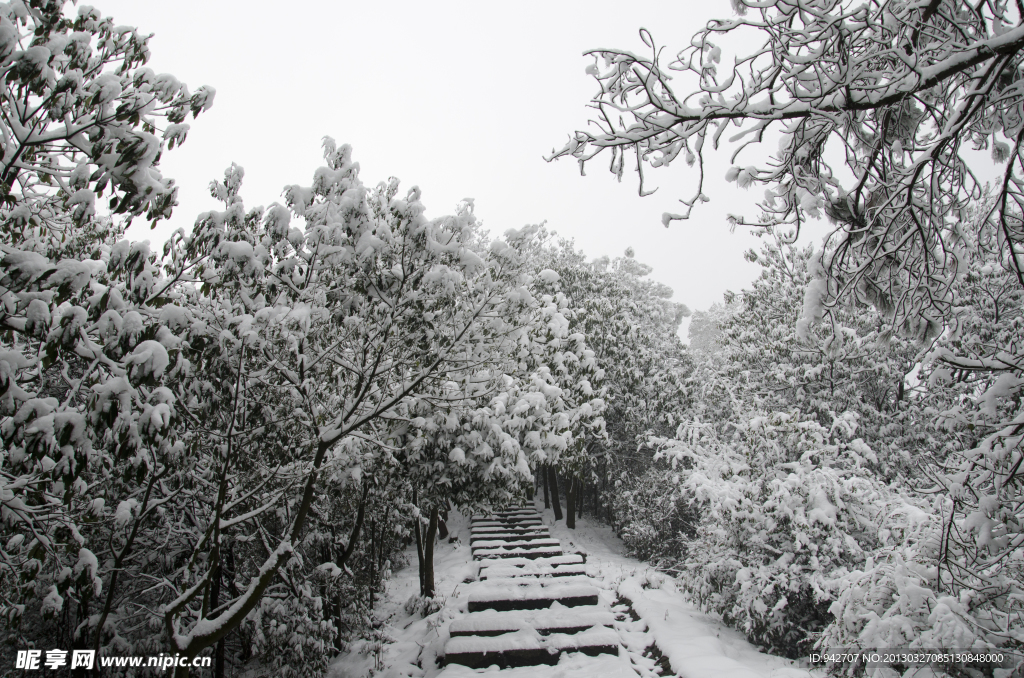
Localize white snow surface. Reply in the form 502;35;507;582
327;501;822;678
445;625;619;655
478;554;583;569
470;537;561;548
474;546;563;558
479;563;587;579
436;653;641;678
471;520;544;532
470;527;550;535
468;577;598;594
466;582;598;604
449;608;616;635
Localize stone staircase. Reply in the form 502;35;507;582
441;506;626;670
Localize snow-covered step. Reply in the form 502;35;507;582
471;523;548;532
472;537;561;550
449;609;617;637
443;626;620;668
471;521;543;530
490;509;536;517
470;526;550;536
471;525;545;533
470;531;551;543
435;653;641;678
467;583;599;611
485;557;585;569
466;577;593;594
474;545;564;560
480;553;583;569
479;562;587;579
473;510;532;516
468;524;548;536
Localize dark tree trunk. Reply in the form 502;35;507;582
208;556;225;678
542;464;550;509
338;482;370;567
437;508;449;541
421;506;440;598
214;635;225;678
370;519;377;608
548;466;563;521
566;476;576;529
578;479;584;518
378;505;390;574
413;496;424;595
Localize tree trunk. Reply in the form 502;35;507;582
370;519;377;608
541;464;550;509
548;466;563;521
414;498;424;595
338;482;370;567
421;506;440;598
208;556;224;678
566;476;576;529
578;479;584;519
214;634;225;678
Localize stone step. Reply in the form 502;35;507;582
474;545;564;560
471;522;548;530
479;562;587;579
468;536;552;548
435;653;639;678
449;609;616;637
470;529;550;541
472;537;561;550
468;528;548;540
483;554;584;567
474;508;535;517
471;518;544;528
467;584;599;612
471;519;543;528
478;554;583;571
474;574;593;589
443;626;619;669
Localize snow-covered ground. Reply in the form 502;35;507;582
327;500;822;678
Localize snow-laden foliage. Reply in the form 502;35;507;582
0;0;214;661
650;409;939;659
550;0;1024;341
605;235;1024;672
0;7;607;670
0;32;606;666
598;240;935;658
551;3;1024;669
529;239;691;520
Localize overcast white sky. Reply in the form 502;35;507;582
100;0;788;339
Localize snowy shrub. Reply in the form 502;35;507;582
245;586;335;677
612;466;698;564
653;412;920;658
403;594;445;618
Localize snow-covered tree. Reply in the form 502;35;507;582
0;0;213;659
550;0;1024;338
144;142;583;672
532;239;690;524
551;2;1024;663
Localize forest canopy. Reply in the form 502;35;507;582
5;0;1024;676
547;0;1024;668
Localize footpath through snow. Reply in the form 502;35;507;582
328;500;821;678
